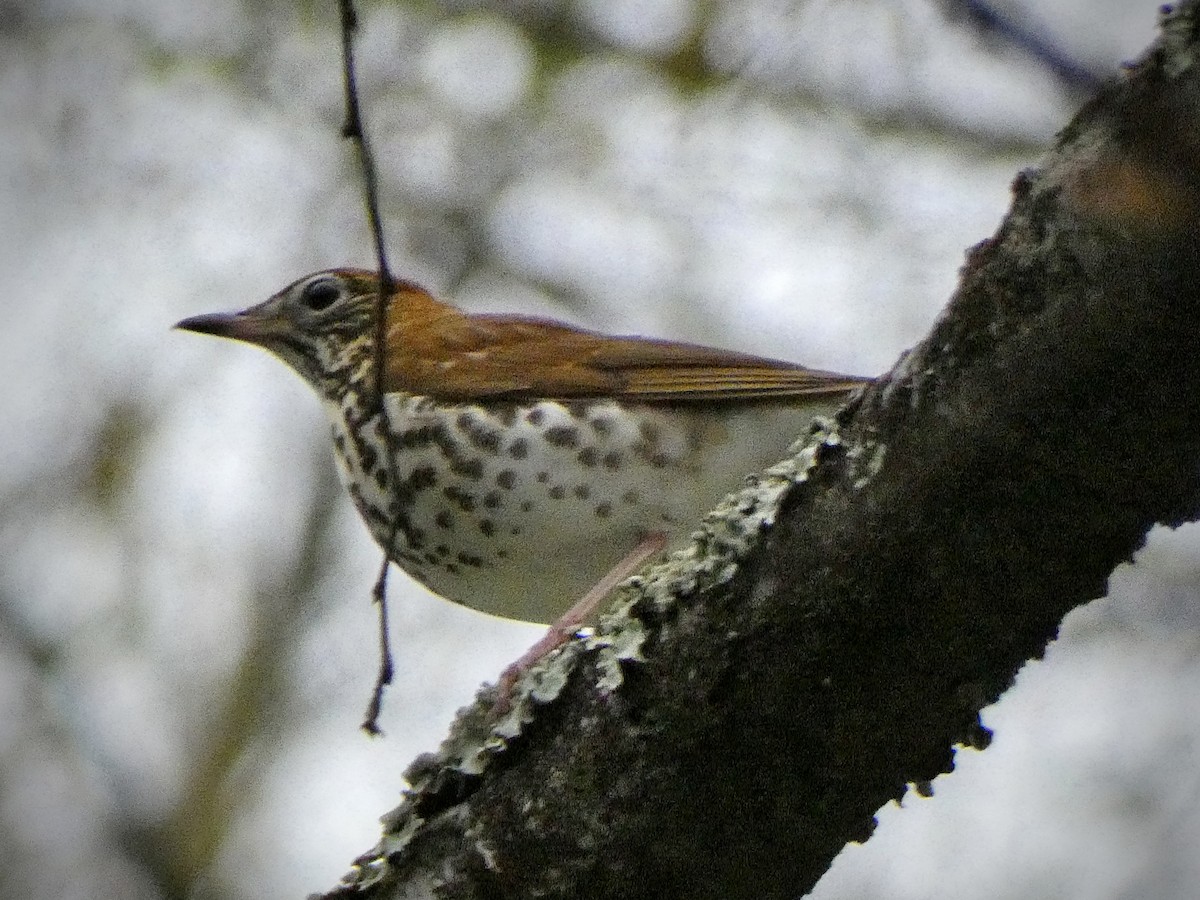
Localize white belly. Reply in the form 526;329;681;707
326;395;837;623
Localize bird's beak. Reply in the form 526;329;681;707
174;308;288;346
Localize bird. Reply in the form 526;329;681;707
176;269;869;697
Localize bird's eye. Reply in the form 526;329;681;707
299;277;342;311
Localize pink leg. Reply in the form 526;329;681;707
493;531;669;713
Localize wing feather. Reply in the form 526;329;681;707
384;294;870;402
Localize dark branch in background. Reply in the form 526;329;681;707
942;0;1104;93
337;0;400;735
318;4;1200;898
152;448;344;892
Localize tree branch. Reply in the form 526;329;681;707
321;4;1200;898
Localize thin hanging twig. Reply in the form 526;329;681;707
337;0;402;735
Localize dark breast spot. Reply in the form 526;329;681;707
405;526;427;551
493;404;518;427
457;412;502;454
396;425;434;449
565;401;591;420
408;465;438;490
443;485;476;512
449;456;485;480
589;416;613;436
544;425;580;449
359;442;378;472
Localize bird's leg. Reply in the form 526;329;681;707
493;531;669;713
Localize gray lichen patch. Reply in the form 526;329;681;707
588;614;646;688
848;438;887;490
626;421;837;611
587;419;841;692
1160;3;1199;79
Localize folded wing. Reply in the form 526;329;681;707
385;290;870;402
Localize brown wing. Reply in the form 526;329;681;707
384;285;870;402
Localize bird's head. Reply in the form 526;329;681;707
175;268;414;400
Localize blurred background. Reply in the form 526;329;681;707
3;0;1196;897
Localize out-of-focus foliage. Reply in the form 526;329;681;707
5;2;1196;900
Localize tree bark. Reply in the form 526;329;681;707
323;5;1200;898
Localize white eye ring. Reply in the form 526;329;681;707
299;277;342;311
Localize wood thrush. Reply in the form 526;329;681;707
176;269;869;691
